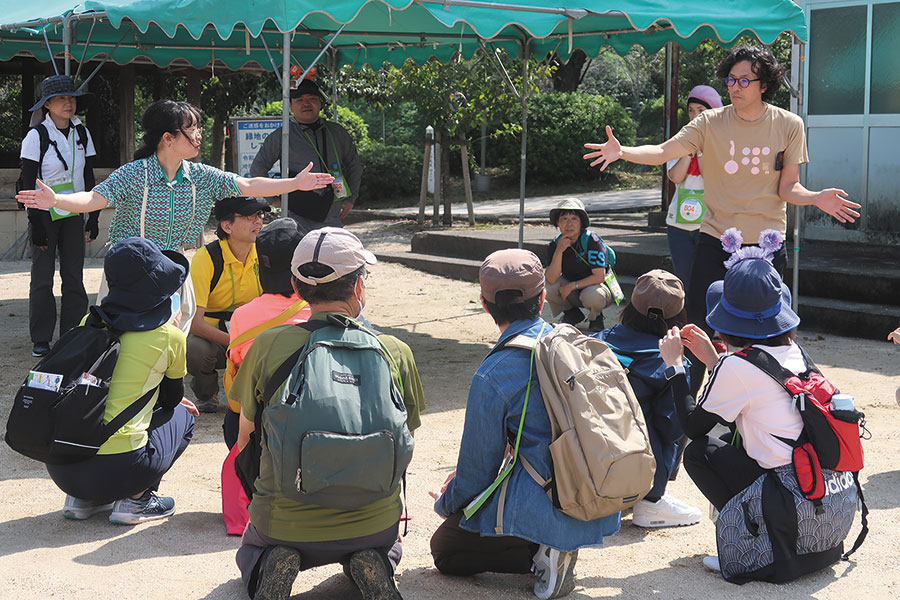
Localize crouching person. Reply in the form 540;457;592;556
47;237;197;524
231;228;425;600
430;249;620;600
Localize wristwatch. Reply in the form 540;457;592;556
664;364;686;380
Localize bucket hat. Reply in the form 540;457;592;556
705;259;800;339
687;85;724;110
100;237;189;332
257;218;303;295
291;227;376;285
631;269;684;319
549;197;589;230
29;75;95;113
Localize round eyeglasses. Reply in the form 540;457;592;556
725;76;760;88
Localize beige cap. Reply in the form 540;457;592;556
631;269;685;319
479;249;545;304
290;227;376;285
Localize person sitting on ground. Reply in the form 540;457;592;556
593;269;702;528
219;218;311;536
231;227;425;600
431;249;620;600
187;197;269;413
545;197;615;332
657;230;808;572
46;237;198;525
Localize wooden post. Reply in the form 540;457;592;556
432;130;441;226
459;132;475;227
661;42;680;213
187;69;203;107
119;66;135;164
418;140;432;227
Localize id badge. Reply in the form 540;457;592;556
46;176;77;221
330;167;349;200
605;270;626;305
675;188;705;225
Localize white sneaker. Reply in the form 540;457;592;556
895;385;900;407
632;493;702;528
702;555;721;572
62;495;114;520
532;544;577;599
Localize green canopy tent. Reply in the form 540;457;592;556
0;0;808;285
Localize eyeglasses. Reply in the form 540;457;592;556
725;76;760;88
235;210;266;220
178;126;203;138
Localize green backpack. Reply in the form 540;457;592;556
263;314;414;509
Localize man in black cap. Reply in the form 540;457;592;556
187;197;270;413
249;79;362;236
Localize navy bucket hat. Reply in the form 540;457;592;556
30;75;95;113
100;238;188;332
705;258;800;339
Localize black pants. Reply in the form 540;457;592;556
683;434;768;511
29;213;88;343
686;233;788;395
430;512;539;576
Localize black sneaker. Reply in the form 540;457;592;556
587;315;605;332
32;342;50;357
560;308;584;326
348;549;402;600
255;546;301;600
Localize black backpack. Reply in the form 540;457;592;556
5;306;158;464
16;122;88;193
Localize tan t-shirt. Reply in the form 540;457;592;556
673;104;808;240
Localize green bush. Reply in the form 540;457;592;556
258;101;371;149
359;143;422;205
488;92;636;183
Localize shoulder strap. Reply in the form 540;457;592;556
100;385;159;440
206;240;225;294
75;123;87;149
733;346;801;395
486;333;537;359
227;299;308;354
32;124;52;179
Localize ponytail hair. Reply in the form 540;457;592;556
134;100;202;160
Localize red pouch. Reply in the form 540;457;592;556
792;442;825;501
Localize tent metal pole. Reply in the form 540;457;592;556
518;40;529;249
297;22;349;82
62;14;73;76
42;26;60;75
792;40;806;312
281;32;291;209
259;34;286;85
75;28;132;92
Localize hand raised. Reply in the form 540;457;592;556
583;126;622;171
294;161;334;191
16;179;57;210
658;327;685;368
814;188;860;224
680;323;720;370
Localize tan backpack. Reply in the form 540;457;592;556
505;324;656;521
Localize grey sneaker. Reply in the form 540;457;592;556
195;396;219;413
702;555;721;572
348;549;402;600
255;546;301;600
32;342;50;358
62;495;114;520
109;491;175;525
532;544;577;599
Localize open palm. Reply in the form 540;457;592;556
583;126;622;171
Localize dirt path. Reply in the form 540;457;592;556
1;220;898;599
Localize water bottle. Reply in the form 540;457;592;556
830;393;855;412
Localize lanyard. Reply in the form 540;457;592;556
299;124;342;173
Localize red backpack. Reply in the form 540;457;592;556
735;345;869;558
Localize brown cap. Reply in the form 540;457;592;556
479;249;545;304
631;269;684;319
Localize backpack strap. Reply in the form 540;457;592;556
226;299;308;358
100;385;159;441
206;240;225;295
842;471;869;560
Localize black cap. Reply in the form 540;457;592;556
256;218;303;294
213;197;271;221
290;79;327;102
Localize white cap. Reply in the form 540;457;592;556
290;227;376;285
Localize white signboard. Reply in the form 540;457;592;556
230;117;283;177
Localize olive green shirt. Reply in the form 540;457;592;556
232;312;425;542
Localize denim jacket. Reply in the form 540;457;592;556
434;317;620;551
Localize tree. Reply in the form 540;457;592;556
549;49;590;92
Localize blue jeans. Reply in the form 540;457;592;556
666;225;699;290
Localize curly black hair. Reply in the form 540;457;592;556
715;45;785;102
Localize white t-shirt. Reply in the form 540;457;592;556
699;343;805;469
665;155;705;231
20;114;96;195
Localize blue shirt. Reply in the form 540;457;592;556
434;317;620;551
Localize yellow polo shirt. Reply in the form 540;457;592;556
190;240;262;328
